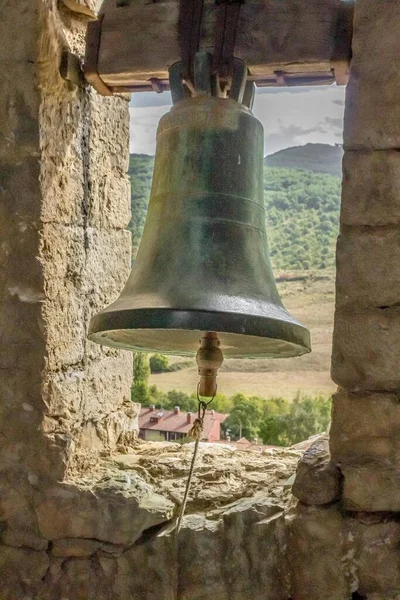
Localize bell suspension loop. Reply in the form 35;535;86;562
175;332;224;538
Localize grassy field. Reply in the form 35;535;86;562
149;270;337;400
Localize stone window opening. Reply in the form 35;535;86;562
2;1;400;599
130;84;344;450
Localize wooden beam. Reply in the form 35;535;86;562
91;0;353;92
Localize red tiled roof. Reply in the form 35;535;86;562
139;407;228;439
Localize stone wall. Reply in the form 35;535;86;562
1;0;400;598
289;2;400;599
331;0;400;513
0;0;137;484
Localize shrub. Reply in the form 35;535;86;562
131;381;150;404
149;353;170;373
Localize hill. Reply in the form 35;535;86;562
128;144;342;271
265;143;343;177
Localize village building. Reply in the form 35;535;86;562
138;406;227;442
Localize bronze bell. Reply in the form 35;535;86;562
88;68;311;358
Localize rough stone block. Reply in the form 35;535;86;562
0;3;38;61
44;284;87;370
51;538;102;557
39;92;84;162
218;498;288;600
332;308;400;391
89;94;130;174
60;0;101;17
350;517;400;596
0;471;46;551
43;368;85;421
342;465;400;512
0;159;43;295
330;391;400;468
117;533;177;600
42;355;135;457
84;227;131;318
40;555;117;600
286;503;351;600
344;0;400;150
292;435;342;505
83;355;132;420
89;173;131;230
0;545;49;599
41;223;85;286
0;63;39;164
341;151;400;226
119;497;288;600
336;229;400;309
40;154;85;225
35;481;174;545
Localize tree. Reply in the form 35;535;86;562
258;415;289;446
258;394;332;446
225;393;262;441
131;352;150;404
149;353;170;373
164;390;198;413
133;352;150;382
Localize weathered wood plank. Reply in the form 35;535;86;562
94;0;351;89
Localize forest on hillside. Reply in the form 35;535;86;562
128;144;342;272
264;143;343;177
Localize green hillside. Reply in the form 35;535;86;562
128;145;342;271
264;143;343;177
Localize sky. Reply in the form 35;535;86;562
129;85;345;156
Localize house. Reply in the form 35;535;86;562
138;405;228;442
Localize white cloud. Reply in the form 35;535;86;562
130;104;170;154
129;86;345;156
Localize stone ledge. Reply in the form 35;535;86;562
34;480;174;546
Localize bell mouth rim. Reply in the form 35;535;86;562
88;307;311;359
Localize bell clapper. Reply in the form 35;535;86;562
175;332;224;538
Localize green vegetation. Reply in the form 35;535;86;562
128;144;341;271
264;143;343;177
149;353;170;373
131;353;150;404
128;154;154;260
258;394;331;446
128;144;339;444
137;379;331;446
264;168;340;270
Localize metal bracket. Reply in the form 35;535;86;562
60;51;86;88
